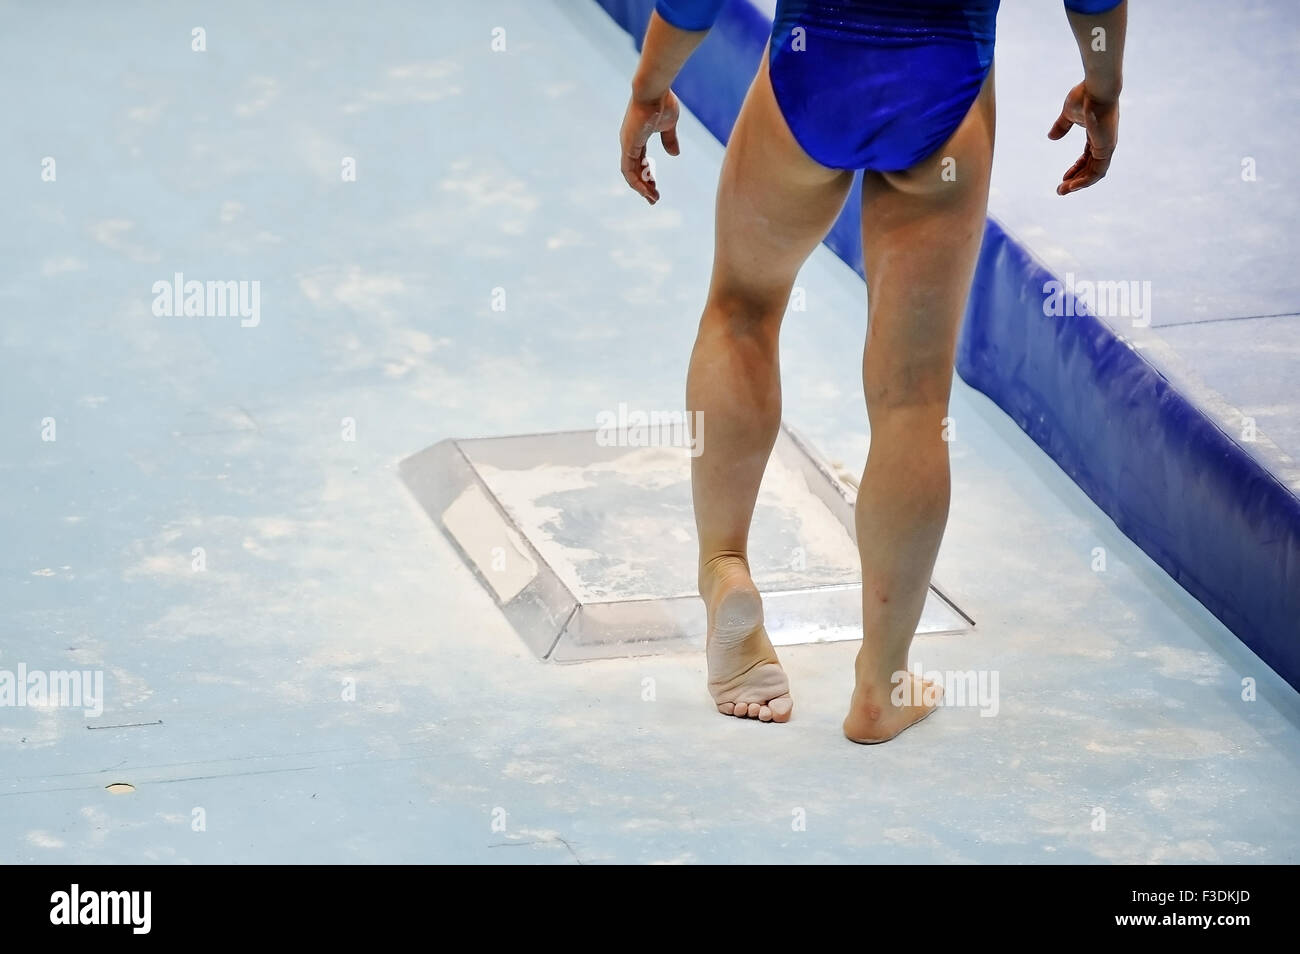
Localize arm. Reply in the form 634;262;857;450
620;4;721;203
1049;0;1127;195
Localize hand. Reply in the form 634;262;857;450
1048;82;1118;195
620;89;681;204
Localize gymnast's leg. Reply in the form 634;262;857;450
690;54;853;722
843;69;996;743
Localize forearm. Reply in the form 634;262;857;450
1065;0;1127;103
632;10;711;102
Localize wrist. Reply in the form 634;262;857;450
631;75;669;105
1084;74;1122;105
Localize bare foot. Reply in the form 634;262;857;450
843;670;942;744
699;555;792;722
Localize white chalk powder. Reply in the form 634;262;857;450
472;443;859;602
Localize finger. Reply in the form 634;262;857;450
620;121;653;172
621;147;653;201
638;152;660;203
1058;165;1093;194
620;150;643;194
1060;152;1087;182
1047;110;1075;140
623;116;662;201
1057;160;1106;195
1085;134;1113;179
1085;108;1118;156
1058;175;1095;195
1058;126;1116;194
660;123;680;156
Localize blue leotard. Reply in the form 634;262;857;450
654;0;1124;171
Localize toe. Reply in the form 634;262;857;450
758;705;773;722
747;702;761;719
717;702;735;715
768;695;793;723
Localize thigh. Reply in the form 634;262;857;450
860;68;996;409
708;53;855;312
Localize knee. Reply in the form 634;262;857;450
864;361;955;418
701;287;789;345
868;405;954;458
864;375;954;454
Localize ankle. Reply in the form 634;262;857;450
853;653;907;693
698;552;750;598
852;668;940;712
